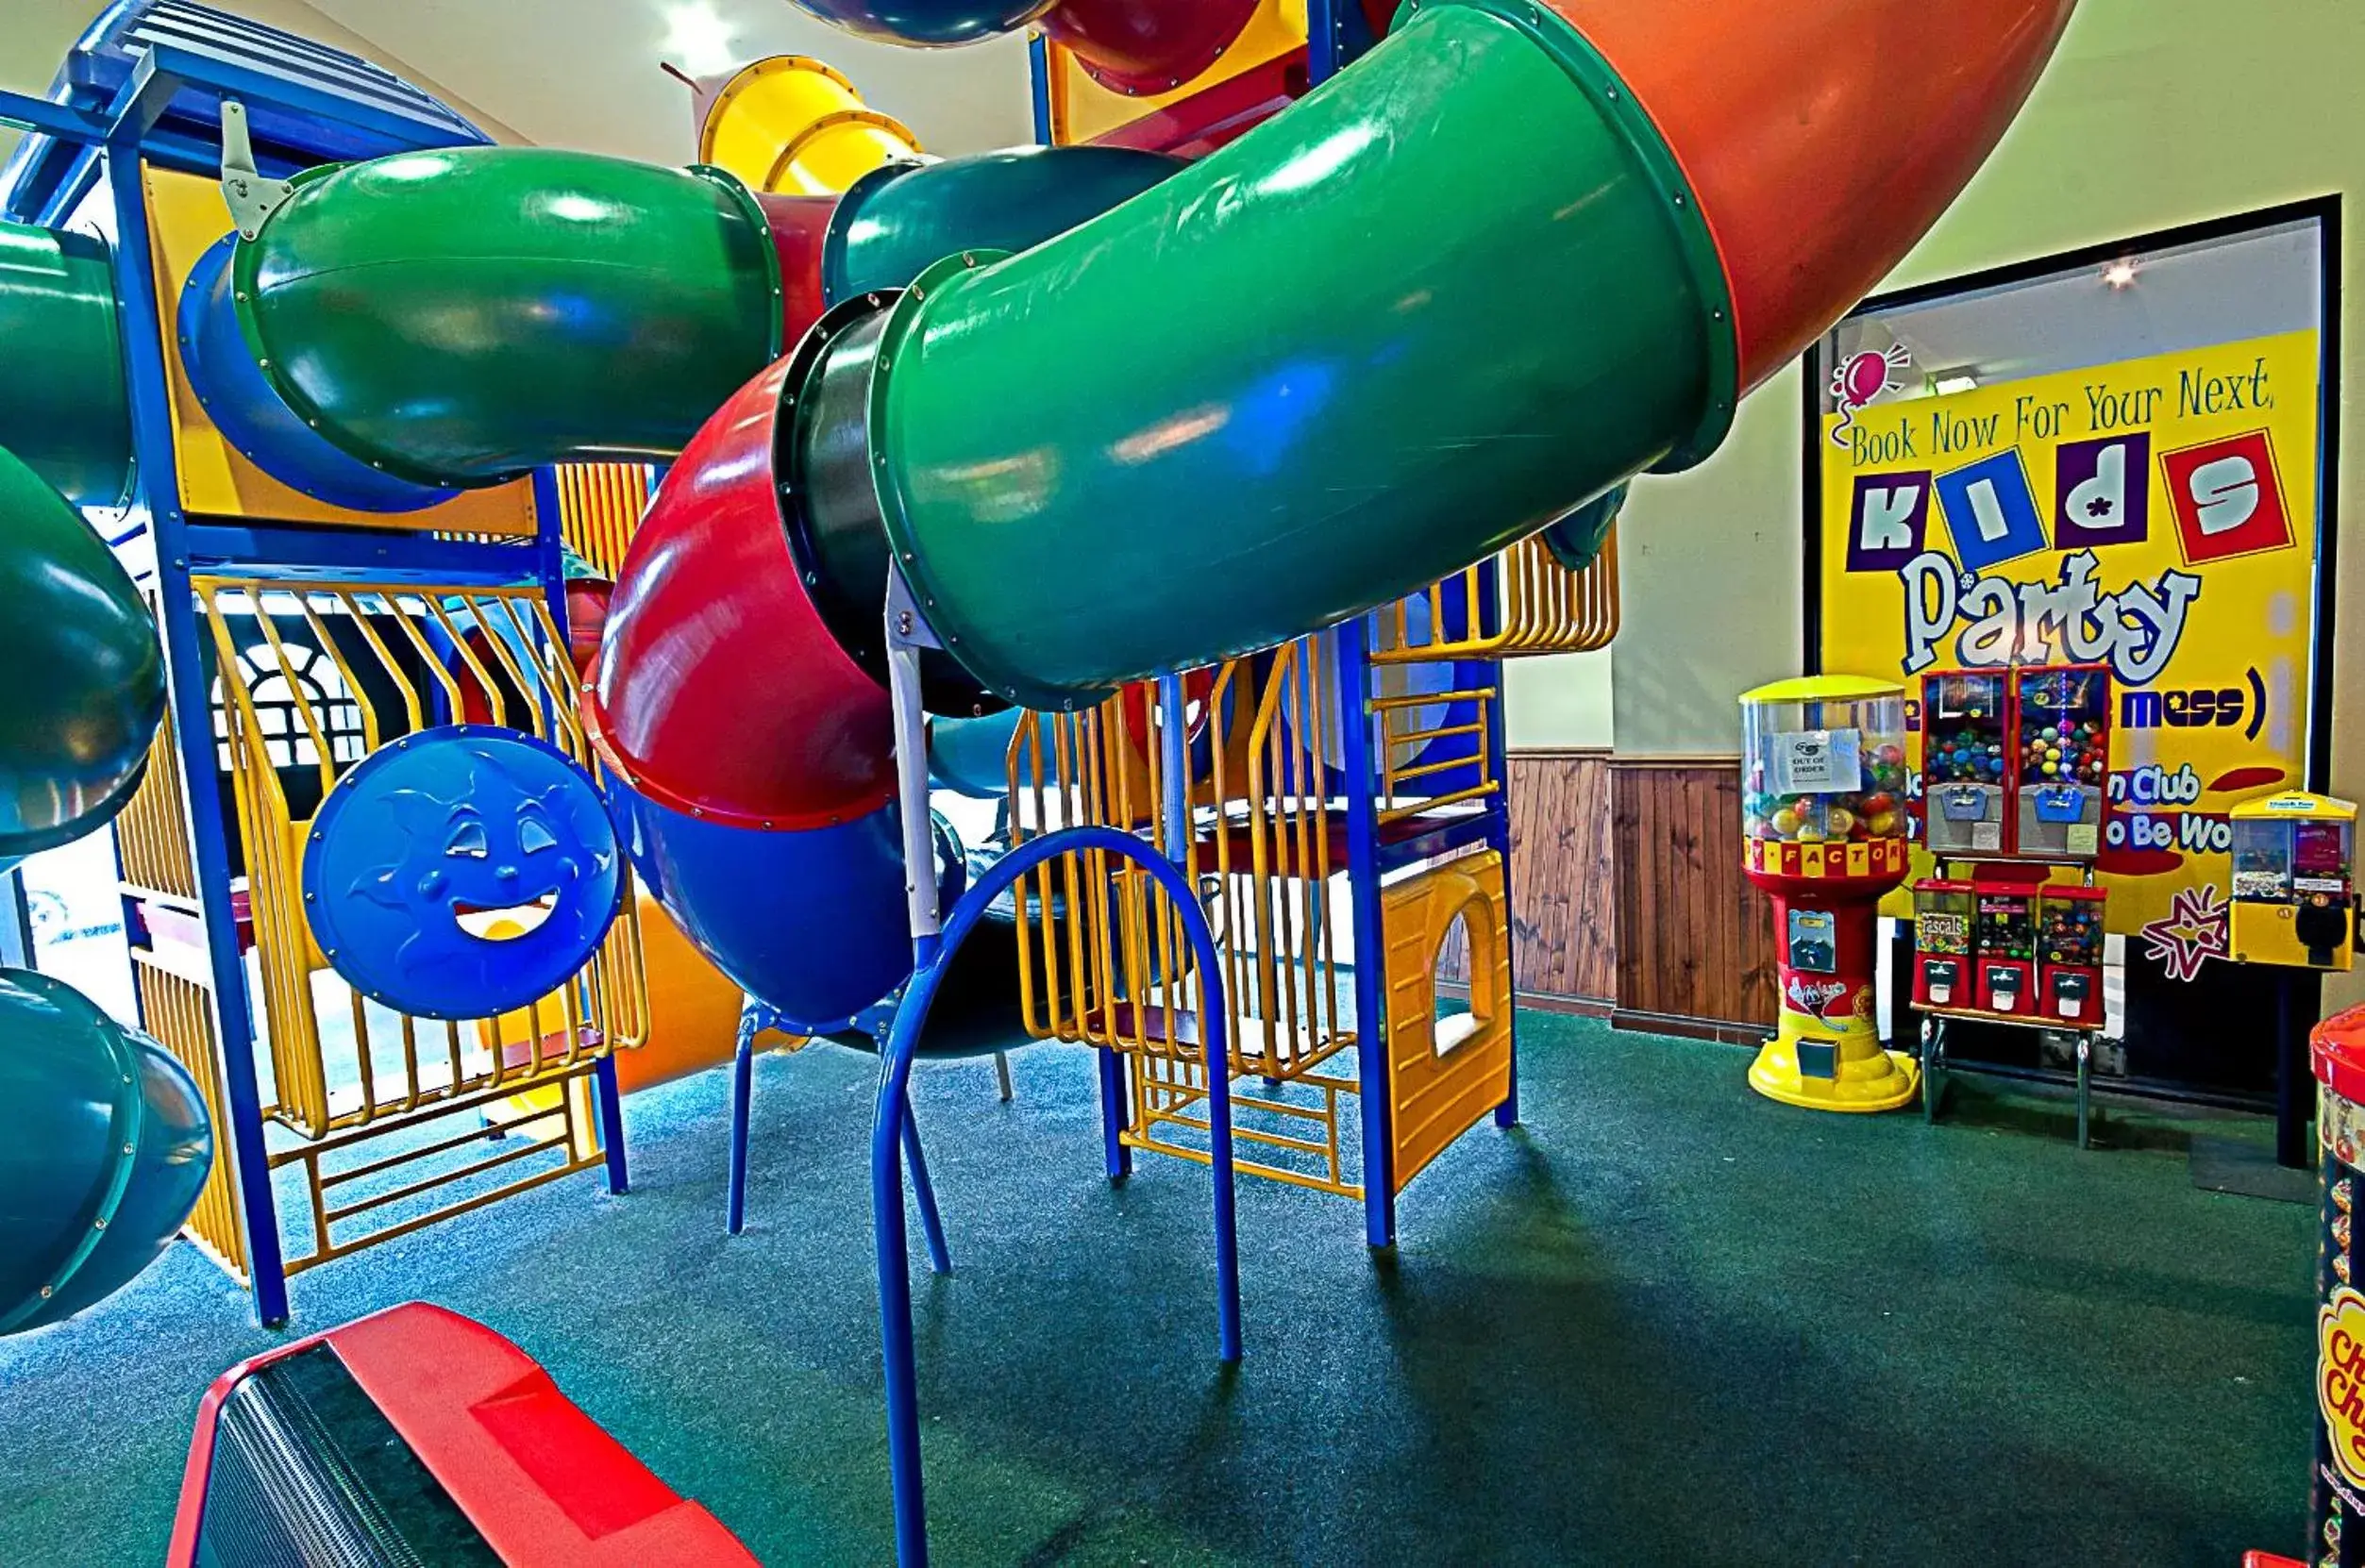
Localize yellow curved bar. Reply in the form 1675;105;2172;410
697;55;923;196
766;108;925;197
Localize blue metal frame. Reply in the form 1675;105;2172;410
1027;34;1053;147
723;996;952;1273
1335;618;1397;1246
0;43;595;1326
94;53;292;1325
870;825;1241;1567
1339;592;1524;1241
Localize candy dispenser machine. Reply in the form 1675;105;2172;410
1912;878;1974;1009
1921;671;2010;856
2231;793;2359;972
1974;879;2040;1015
2015;664;2110;860
1739;676;1916;1112
2038;884;2107;1026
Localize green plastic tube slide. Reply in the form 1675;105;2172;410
0;220;131;509
853;0;1736;709
0;445;164;868
230;148;786;487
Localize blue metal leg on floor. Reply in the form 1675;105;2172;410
1338;621;1398;1247
105;83;292;1326
1484;661;1519;1130
901;1103;952;1276
727;1009;756;1235
1097;1045;1132;1181
594;1052;629;1194
872;826;1240;1566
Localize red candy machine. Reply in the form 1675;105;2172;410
1973;875;2041;1016
1911;878;1975;1009
2038;884;2107;1026
2013;663;2111;860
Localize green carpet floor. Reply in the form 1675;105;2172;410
0;1014;2320;1565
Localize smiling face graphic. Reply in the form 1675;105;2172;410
386;776;581;943
304;729;624;1021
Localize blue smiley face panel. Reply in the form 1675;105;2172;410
302;726;625;1022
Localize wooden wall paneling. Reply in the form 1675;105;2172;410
1608;757;1776;1038
1434;751;1616;1003
1502;750;1617;1002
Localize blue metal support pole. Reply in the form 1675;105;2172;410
1096;1043;1132;1183
872;826;1238;1566
535;466;633;1191
727;1006;757;1235
1337;620;1397;1248
1308;0;1344;85
1028;34;1054;147
1484;656;1519;1128
900;1104;952;1277
1096;671;1137;1179
103;65;292;1326
593;1053;629;1194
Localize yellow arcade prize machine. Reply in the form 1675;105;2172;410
2230;793;2358;971
1739;676;1917;1110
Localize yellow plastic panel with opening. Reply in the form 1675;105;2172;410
1382;849;1513;1192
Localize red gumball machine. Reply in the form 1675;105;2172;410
1973;874;2041;1015
2014;663;2111;860
1911;878;1975;1009
2038;884;2107;1026
1739;677;1917;1112
1921;671;2010;856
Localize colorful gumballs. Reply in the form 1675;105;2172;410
1770;807;1801;839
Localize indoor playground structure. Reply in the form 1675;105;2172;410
0;0;2081;1560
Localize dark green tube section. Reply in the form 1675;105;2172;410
822;145;1182;304
232;148;784;487
867;0;1735;709
0;446;164;867
0;221;131;509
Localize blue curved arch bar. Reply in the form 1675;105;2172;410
869;825;1242;1566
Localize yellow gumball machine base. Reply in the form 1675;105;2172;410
1748;1012;1921;1113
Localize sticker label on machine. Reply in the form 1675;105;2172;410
1770;728;1863;794
2314;1093;2365;1557
1786;909;1837;974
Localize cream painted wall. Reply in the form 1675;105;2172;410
0;0;529;158
1506;648;1615;748
1605;365;1807;753
1598;0;2365;1004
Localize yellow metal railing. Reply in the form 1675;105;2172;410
131;953;246;1281
1371;528;1621;662
190;576;647;1270
1004;646;1367;1194
114;699;199;902
998;592;1521;1201
554;462;657;580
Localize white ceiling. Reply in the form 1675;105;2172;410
1832;219;2322;398
294;0;1037;161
